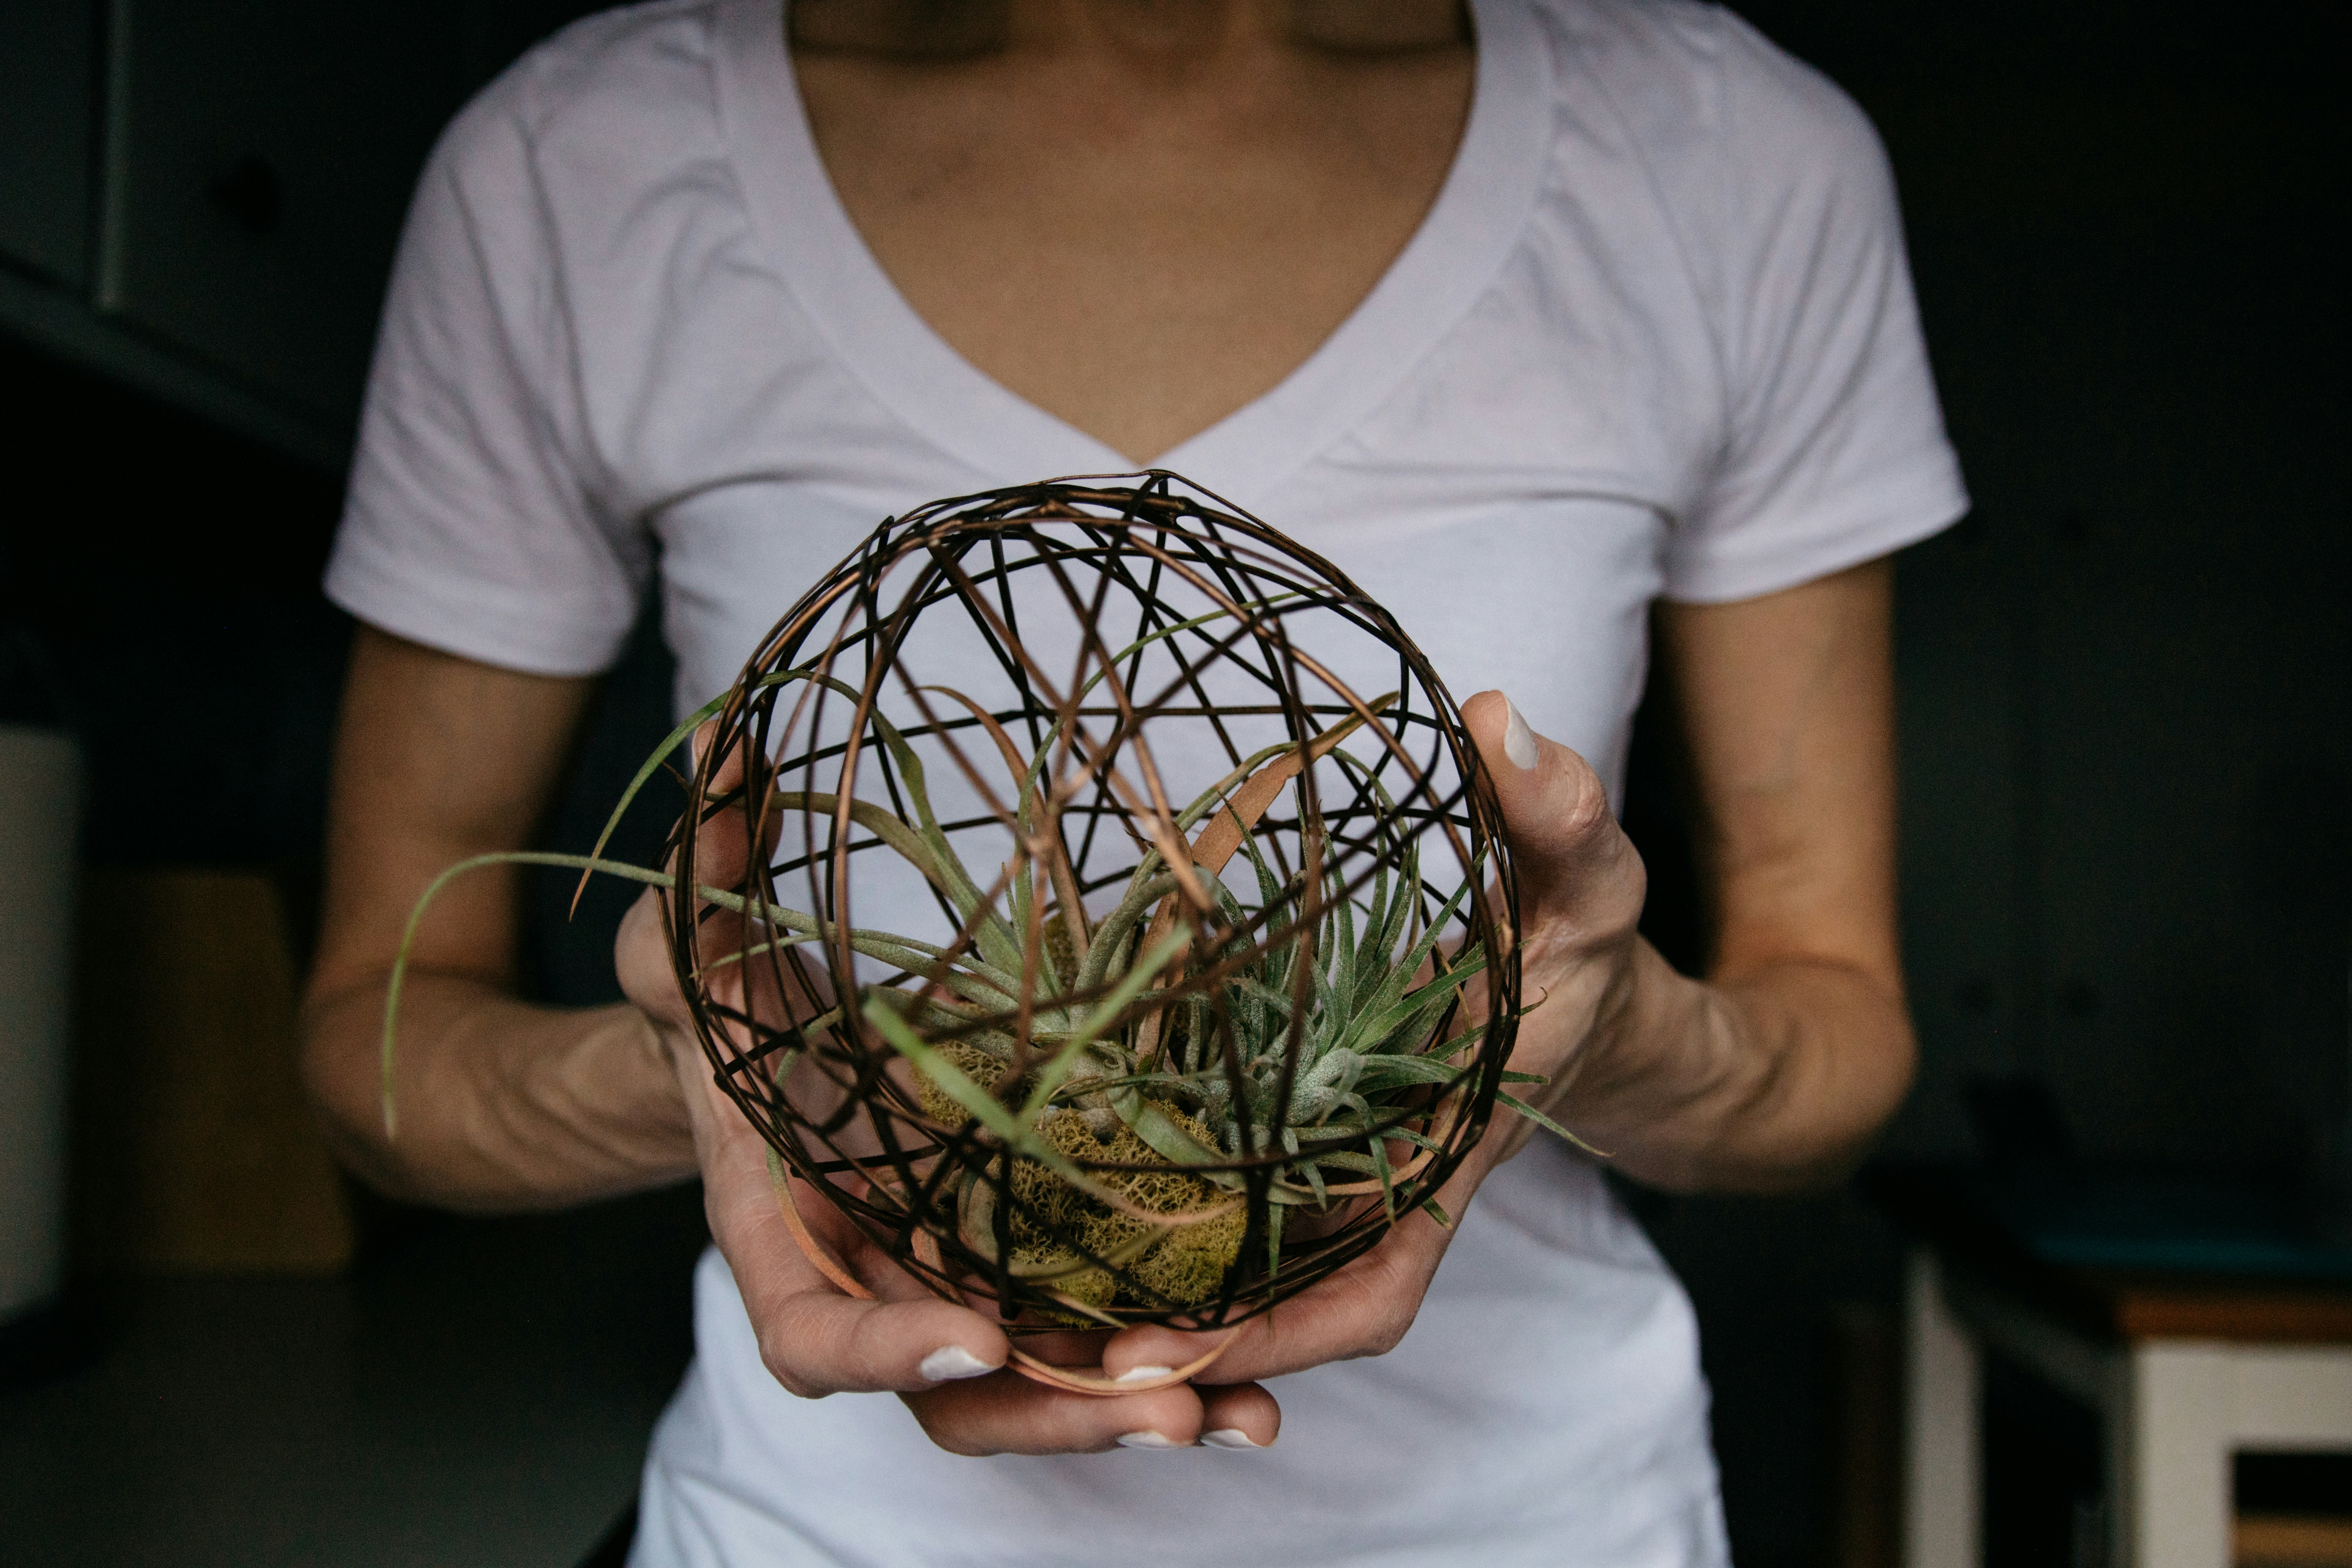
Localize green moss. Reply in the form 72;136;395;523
1004;1104;1242;1308
1128;1205;1247;1306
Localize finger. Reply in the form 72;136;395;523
690;1062;1010;1396
904;1374;1209;1456
615;882;697;1028
1457;689;1644;933
721;1179;1014;1396
1195;1382;1282;1450
679;719;762;894
744;1288;1015;1398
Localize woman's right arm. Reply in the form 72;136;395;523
300;625;1274;1451
299;624;696;1210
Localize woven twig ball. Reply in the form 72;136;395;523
667;473;1520;1333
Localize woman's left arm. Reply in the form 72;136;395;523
1538;553;1914;1194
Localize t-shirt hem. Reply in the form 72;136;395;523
324;539;637;678
1660;479;1969;605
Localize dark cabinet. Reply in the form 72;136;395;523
0;0;99;289
0;0;607;466
97;0;468;424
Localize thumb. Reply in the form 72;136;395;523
1458;690;1645;933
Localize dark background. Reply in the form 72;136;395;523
2;2;2345;1565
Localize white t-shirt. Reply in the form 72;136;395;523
326;0;1966;1562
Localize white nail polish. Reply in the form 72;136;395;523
1115;1431;1183;1449
918;1346;998;1382
1113;1364;1175;1385
1198;1429;1263;1450
1502;697;1540;771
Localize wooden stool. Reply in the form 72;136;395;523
1873;1165;2352;1568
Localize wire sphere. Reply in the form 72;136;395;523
667;472;1520;1331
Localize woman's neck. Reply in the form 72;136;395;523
789;0;1469;61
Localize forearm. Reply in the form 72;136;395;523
301;974;697;1211
1550;939;1915;1195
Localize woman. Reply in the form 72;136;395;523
302;1;1964;1562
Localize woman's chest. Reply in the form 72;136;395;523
791;45;1474;463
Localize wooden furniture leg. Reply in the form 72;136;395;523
1904;1248;1983;1568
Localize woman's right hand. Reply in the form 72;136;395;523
611;731;1280;1456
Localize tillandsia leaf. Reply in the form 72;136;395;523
1354;863;1388;1019
1227;973;1301;1022
1019;926;1193;1118
1382;1124;1448;1157
1111;1087;1234;1179
1352;950;1489;1059
1367;1115;1399;1224
1331;874;1360;1024
578;705;718;890
1336;877;1476;1058
763;792;1056;1024
1345;1053;1465;1094
1283;1047;1364;1125
1075;874;1181;995
572;667;821;914
574;660;1030;989
1496;1091;1609;1157
1298;1153;1328;1208
861;989;1029;1062
781;672;1032;986
691;886;1028;1011
768;788;945;899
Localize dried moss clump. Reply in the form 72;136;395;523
999;1101;1242;1312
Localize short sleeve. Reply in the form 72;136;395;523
1662;13;1968;604
324;82;651;676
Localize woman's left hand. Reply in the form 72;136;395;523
1099;689;1656;1403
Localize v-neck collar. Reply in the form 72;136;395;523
716;0;1554;499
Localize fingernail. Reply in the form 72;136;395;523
1198;1428;1263;1450
1113;1364;1175;1385
1502;697;1540;771
1115;1431;1184;1449
918;1346;999;1382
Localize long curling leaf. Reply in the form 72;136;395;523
384;851;671;1138
382;849;1026;1139
573;665;826;914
